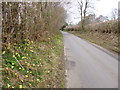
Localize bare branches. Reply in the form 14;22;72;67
77;0;93;30
2;2;67;43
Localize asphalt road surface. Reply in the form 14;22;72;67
62;31;118;88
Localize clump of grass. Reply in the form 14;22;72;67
2;32;65;88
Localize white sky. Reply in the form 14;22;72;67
65;0;119;24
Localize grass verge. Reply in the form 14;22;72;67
2;32;65;88
68;31;119;55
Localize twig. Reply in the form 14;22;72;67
14;57;24;69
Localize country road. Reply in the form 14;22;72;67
62;31;118;88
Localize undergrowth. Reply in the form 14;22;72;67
69;31;119;54
2;32;65;88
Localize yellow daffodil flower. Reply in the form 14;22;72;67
31;41;33;43
8;43;10;46
7;47;10;49
27;71;29;73
30;47;33;49
22;57;26;59
25;75;28;78
37;65;39;67
37;79;39;81
11;66;14;69
30;50;33;52
12;55;15;58
14;43;17;45
47;71;50;73
33;64;35;66
2;51;5;54
21;80;23;82
24;47;26;50
19;85;22;88
18;54;20;57
7;84;10;88
19;67;22;70
15;53;18;55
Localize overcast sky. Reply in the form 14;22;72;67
65;0;119;24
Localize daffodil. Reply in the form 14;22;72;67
15;53;18;55
21;80;24;82
30;47;33;49
33;64;35;66
4;47;6;49
25;75;28;78
19;85;22;88
26;54;29;56
37;65;39;67
24;47;26;50
7;47;10;49
12;63;14;65
31;41;33;43
11;66;14;69
7;84;10;88
12;55;15;58
30;50;33;52
29;83;31;86
18;54;20;57
27;71;29;73
2;51;5;54
12;86;14;88
14;43;17;45
15;73;17;75
30;71;32;74
47;71;50;73
27;44;30;46
22;57;26;59
19;67;22;70
12;50;14;53
37;79;39;81
8;43;10;46
6;67;8;70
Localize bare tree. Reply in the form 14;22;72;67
77;0;89;30
111;8;118;20
2;2;67;44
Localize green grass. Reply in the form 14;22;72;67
2;32;65;88
70;31;120;54
69;31;119;54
